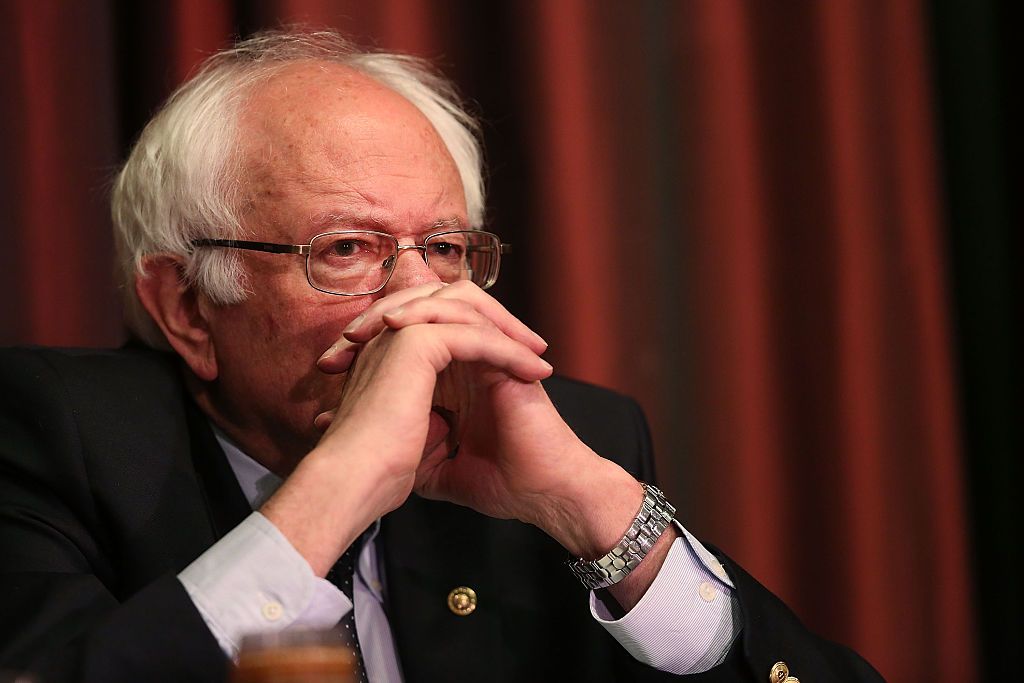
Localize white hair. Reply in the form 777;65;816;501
111;30;486;348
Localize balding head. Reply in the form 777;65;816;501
111;30;484;348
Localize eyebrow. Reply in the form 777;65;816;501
429;216;464;230
308;212;466;233
309;212;387;231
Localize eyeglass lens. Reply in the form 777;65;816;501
306;231;500;295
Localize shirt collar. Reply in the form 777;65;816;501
212;426;283;510
211;425;383;549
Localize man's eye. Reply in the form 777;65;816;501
428;242;463;257
330;240;363;256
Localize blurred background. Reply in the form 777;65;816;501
0;1;1018;680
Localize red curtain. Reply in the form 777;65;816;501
0;1;977;679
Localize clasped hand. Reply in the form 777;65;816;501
314;281;596;529
263;281;645;578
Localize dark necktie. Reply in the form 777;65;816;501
326;535;369;682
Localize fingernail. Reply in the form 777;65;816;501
318;345;335;363
343;314;366;334
541;360;553;371
317;339;350;366
385;306;405;320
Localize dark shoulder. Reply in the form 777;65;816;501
0;345;186;425
0;345;180;394
0;346;220;592
543;374;640;411
0;345;191;481
542;375;654;481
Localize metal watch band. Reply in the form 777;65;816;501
567;482;677;591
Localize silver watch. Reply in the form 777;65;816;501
567;482;676;590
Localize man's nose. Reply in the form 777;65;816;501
383;245;442;293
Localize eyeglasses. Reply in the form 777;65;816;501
190;229;510;296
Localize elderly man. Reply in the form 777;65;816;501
0;31;880;682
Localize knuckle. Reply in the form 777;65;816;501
451;299;477;316
423;282;447;296
472;322;502;346
445;279;481;296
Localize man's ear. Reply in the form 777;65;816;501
135;255;218;382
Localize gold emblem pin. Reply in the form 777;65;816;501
447;586;478;616
769;661;790;683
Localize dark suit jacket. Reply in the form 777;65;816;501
0;347;883;682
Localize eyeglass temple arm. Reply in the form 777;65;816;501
190;239;310;255
466;243;511;254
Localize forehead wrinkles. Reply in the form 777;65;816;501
238;62;453;189
237;126;452;220
232;62;466;242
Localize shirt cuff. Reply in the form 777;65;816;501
178;511;349;658
590;525;740;674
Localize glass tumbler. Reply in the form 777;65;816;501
231;628;357;683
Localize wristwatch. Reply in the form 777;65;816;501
567;482;676;590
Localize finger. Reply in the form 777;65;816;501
347;281;547;354
382;297;493;331
430;281;546;353
340;282;447;341
341;293;477;343
398;323;553;382
313;409;336;432
317;337;361;373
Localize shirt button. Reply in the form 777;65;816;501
261;601;284;621
699;581;717;602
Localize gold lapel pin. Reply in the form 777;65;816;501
447;586;478;616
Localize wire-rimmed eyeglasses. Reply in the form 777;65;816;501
190;230;510;296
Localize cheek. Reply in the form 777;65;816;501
298;298;370;352
255;287;368;352
211;283;372;394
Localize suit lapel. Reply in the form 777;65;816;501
382;494;515;681
183;397;252;538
